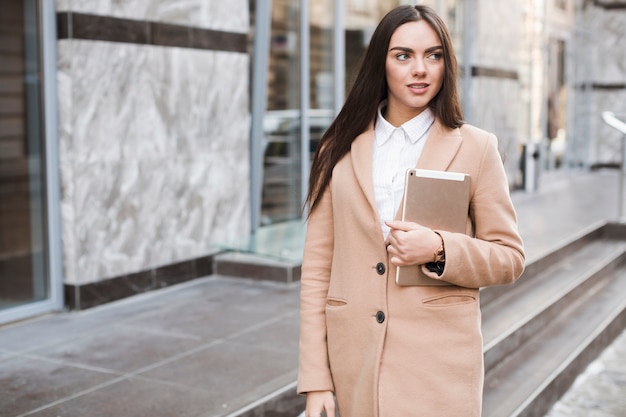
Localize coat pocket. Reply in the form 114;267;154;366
422;293;476;306
326;297;347;307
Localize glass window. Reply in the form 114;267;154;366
261;0;304;225
260;0;336;225
0;0;49;310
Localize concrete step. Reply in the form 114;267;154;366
214;252;301;284
482;233;626;373
482;222;626;417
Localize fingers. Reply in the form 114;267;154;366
306;405;336;417
305;391;336;417
385;220;417;231
385;223;439;266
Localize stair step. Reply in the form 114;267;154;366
479;222;605;308
482;258;626;417
482;238;626;373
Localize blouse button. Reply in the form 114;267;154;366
376;262;386;275
376;311;385;323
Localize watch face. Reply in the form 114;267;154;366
435;246;445;263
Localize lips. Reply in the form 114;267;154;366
407;83;430;95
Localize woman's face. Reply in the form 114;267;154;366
384;20;445;125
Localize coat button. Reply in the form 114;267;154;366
376;262;386;275
376;311;385;323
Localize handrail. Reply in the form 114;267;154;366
602;111;626;135
602;111;626;222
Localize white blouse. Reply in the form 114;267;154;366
372;104;435;238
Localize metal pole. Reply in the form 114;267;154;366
41;0;64;311
621;135;626;222
250;0;272;234
300;0;310;213
524;5;536;192
462;0;475;122
333;0;345;117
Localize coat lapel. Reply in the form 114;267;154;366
350;127;378;216
416;119;462;171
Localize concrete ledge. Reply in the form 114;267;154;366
605;222;626;239
214;252;302;283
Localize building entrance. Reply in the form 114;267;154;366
0;0;60;323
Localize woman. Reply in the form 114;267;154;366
298;5;525;417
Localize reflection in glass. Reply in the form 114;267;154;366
0;0;48;309
261;0;303;225
261;0;338;225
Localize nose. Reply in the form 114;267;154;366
412;57;426;76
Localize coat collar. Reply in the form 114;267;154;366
350;117;462;219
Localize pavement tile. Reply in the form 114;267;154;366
228;311;299;354
0;314;104;353
138;340;298;415
0;355;119;417
26;324;204;374
119;296;286;343
23;377;216;417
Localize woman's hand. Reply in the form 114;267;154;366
305;390;336;417
385;220;441;266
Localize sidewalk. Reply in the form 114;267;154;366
1;169;625;417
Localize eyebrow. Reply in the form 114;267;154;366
389;45;443;53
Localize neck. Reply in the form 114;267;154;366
383;103;426;127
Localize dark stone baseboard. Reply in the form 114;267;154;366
64;253;218;311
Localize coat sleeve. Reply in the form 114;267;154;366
424;132;525;288
297;186;335;394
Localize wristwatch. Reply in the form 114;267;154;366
433;233;445;263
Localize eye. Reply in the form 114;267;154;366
396;53;410;61
427;52;443;61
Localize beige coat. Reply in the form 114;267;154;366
297;119;525;417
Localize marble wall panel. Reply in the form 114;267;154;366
55;0;249;33
58;40;250;285
138;151;250;267
58;41;249;163
57;43;78;284
589;90;626;166
587;7;626;83
574;6;626;167
469;77;523;185
159;49;250;156
59;41;175;163
476;0;523;70
73;160;143;283
59;161;78;285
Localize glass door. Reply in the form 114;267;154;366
260;0;305;225
258;0;337;226
0;0;62;323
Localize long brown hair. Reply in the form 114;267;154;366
305;5;464;213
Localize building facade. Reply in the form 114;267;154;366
0;0;624;324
